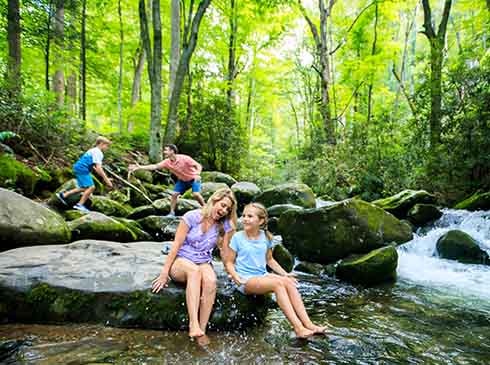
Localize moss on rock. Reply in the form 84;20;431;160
255;183;316;209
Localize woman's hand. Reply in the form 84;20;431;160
151;271;170;293
285;272;298;285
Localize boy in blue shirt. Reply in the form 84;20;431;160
57;136;113;212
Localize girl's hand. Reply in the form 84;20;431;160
233;276;246;286
151;271;170;293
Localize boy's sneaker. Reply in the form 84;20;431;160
165;211;175;217
56;191;68;206
73;203;90;213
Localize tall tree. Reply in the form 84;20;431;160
421;0;452;150
298;0;336;145
226;0;238;113
128;47;146;131
139;0;163;162
164;0;212;144
366;1;378;127
169;0;180;102
79;0;87;120
7;0;22;97
52;0;65;106
117;0;124;133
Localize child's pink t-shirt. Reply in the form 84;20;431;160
158;154;201;182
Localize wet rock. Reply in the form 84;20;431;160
0;188;71;251
436;230;489;265
91;195;132;217
128;199;200;220
255;183;316;209
201;182;229;200
137;216;181;241
372;190;436;219
336;245;398;286
201;171;237;186
293;262;325;276
231;182;261;211
278;199;412;264
407;204;442;226
454;191;490;211
68;212;137;242
272;243;294;273
267;204;303;218
0;240;271;330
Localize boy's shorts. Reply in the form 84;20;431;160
74;171;94;188
174;179;201;194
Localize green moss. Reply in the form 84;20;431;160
26;283;58;305
454;192;490;211
0;154;39;195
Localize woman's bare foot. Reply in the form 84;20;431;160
294;326;314;338
306;324;328;334
189;326;205;338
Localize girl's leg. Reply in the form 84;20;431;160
170;257;204;337
197;263;217;332
245;276;314;338
269;274;327;334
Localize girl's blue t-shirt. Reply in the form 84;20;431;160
229;230;272;280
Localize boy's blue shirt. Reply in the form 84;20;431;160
73;147;104;174
230;230;272;280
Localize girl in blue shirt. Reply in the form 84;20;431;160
225;202;327;338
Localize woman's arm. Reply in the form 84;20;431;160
151;220;189;293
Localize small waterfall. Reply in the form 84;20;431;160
397;209;490;301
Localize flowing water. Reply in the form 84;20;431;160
1;209;490;364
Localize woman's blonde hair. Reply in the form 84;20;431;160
243;202;274;241
201;188;238;244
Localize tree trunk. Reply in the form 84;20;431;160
139;0;162;162
52;0;65;106
421;0;452;150
164;0;212;144
66;73;77;113
366;2;378;127
118;0;124;133
169;0;180;102
6;0;21;97
226;0;238;113
45;0;53;91
79;0;87;120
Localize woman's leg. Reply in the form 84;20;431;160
170;257;204;337
268;274;327;334
245;276;314;338
197;263;217;332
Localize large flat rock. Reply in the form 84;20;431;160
0;240;270;330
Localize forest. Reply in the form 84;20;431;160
1;0;489;203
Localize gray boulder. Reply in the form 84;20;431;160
0;240;271;330
436;230;489;265
201;171;237;186
231;182;261;210
267;204;303;218
201;182;229;201
137;216;181;241
278;199;412;264
0;188;71;250
255;183;316;209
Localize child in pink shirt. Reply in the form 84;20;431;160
129;144;206;215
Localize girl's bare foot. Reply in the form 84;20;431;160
196;334;211;346
306;324;328;334
189;326;205;338
294;326;314;338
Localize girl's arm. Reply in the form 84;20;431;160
219;230;235;263
223;248;245;285
151;220;189;293
266;248;290;276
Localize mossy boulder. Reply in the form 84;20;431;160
255;183;316;209
153;197;201;215
0;188;71;250
272;243;294;273
436;230;489;265
107;190;131;206
335;245;398;286
63;210;85;221
201;182;229;200
407;204;442;226
0;154;40;196
267;204;304;218
201;171;237;186
91;196;132;217
142;182;172;200
0;241;271;330
294;261;325;276
278;199;412;264
137;216;181;241
372;189;436;219
454;192;490;211
133;169;153;183
231;182;261;211
113;218;153;241
68;212;137;242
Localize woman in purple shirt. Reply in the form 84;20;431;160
151;188;237;339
